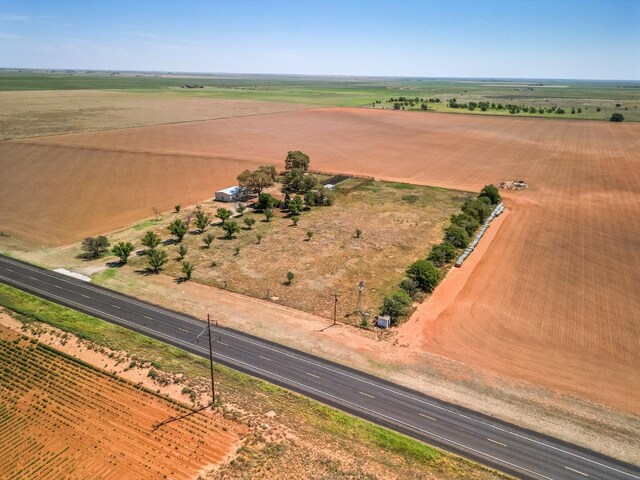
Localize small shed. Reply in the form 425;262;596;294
376;314;391;329
215;186;247;202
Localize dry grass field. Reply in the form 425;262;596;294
1;107;639;414
0;326;237;480
98;179;464;320
0;90;307;140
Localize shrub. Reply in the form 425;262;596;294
286;271;294;285
243;217;256;229
380;290;413;323
221;220;240;239
141;231;161;250
147;249;168;273
609;113;624;122
462;198;492;223
216;208;232;222
177;244;188;260
257;193;278;211
478;184;501;205
355;228;362;238
450;212;480;236
264;208;274;222
81;236;109;259
111;242;134;264
291;215;300;226
399;278;419;298
445;224;470;248
168;219;188;242
427;243;456;267
181;261;194;280
202;233;215;248
406;260;441;293
306;231;314;241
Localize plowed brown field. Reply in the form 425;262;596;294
0;328;237;480
1;107;639;412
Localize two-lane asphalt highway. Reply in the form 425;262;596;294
1;254;638;480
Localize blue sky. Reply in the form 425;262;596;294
0;0;638;79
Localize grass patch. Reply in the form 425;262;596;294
389;182;417;190
92;268;117;282
132;219;156;231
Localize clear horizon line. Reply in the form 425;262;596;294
1;67;638;83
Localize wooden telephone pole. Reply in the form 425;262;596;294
207;314;216;404
333;294;339;326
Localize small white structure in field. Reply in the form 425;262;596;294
215;186;247;202
376;314;391;329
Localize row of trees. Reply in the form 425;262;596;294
379;185;501;324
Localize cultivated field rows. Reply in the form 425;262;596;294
1;107;639;413
0;331;237;480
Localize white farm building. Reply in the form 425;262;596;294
215;186;247;202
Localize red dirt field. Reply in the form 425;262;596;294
0;328;238;480
1;107;639;413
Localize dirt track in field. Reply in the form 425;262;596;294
1;107;639;413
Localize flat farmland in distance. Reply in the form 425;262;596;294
1;107;639;413
0;90;308;140
0;327;238;480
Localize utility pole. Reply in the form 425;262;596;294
333;293;339;326
357;281;365;313
207;313;215;405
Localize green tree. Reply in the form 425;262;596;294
450;212;480;236
236;203;246;216
237;168;273;195
141;231;161;250
427;243;457;267
478;184;501;205
380;290;412;323
284;150;310;171
609;113;624;122
216;208;232;222
288;195;304;215
147;248;168;273
462;198;492;223
264;208;274;222
111;242;134;264
243;217;256;229
202;233;215;248
291;215;300;226
221;220;240;239
256;193;278;210
445;224;470;248
258;164;278;182
168;219;188;242
286;271;294;285
177;244;188;260
181;261;194;281
194;206;211;233
406;260;441;292
81;236;110;259
399;278;419;298
282;169;317;193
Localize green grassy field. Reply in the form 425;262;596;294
1;71;638;119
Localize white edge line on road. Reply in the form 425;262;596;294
359;391;375;399
0;272;560;480
419;413;437;421
487;438;508;448
565;466;589;477
306;372;321;379
2;259;639;480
